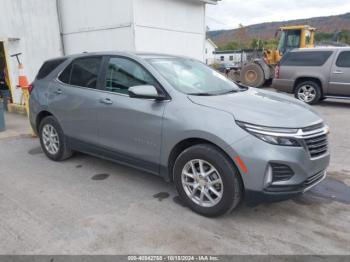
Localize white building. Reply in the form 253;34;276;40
204;38;218;65
214;50;247;65
0;0;220;105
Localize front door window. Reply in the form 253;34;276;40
105;57;158;95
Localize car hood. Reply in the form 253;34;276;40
188;88;322;128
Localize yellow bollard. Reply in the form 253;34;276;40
22;88;30;116
21;88;36;137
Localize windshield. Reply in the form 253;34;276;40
278;30;301;54
147;57;241;95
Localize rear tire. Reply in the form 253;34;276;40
173;144;243;217
240;63;265;87
294;81;321;105
39;116;73;161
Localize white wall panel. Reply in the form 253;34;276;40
59;0;134;54
63;27;135;54
135;27;204;60
58;0;133;34
133;0;206;60
134;0;205;34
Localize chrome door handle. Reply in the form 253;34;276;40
54;89;63;95
333;70;343;74
100;98;113;105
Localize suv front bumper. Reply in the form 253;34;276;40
229;133;330;205
245;170;327;205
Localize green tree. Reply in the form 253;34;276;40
263;39;279;49
338;30;350;44
315;30;350;45
218;41;240;51
250;38;264;49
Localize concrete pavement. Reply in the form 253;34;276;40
0;112;32;140
0;99;350;255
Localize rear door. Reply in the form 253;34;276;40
48;56;105;144
96;56;166;174
329;50;350;96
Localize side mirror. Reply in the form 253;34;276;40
128;85;165;100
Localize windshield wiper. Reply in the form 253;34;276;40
188;90;239;96
188;92;216;96
218;89;239;95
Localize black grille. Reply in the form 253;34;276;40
304;134;328;158
271;163;294;182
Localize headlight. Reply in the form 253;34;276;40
236;121;301;147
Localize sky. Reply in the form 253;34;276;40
206;0;350;30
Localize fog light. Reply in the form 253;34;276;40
265;163;295;188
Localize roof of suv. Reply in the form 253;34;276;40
50;51;182;61
292;47;350;52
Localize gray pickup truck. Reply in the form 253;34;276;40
272;47;350;104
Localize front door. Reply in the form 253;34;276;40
96;56;166;174
329;50;350;96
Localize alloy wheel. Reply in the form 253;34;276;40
181;159;223;207
298;85;316;103
42;124;60;155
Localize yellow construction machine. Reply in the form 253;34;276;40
239;25;316;87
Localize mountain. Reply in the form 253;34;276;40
207;12;350;47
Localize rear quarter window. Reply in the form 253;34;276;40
336;51;350;67
280;51;333;67
36;58;67;80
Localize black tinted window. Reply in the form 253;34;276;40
70;57;102;88
59;57;102;89
58;63;72;84
105;57;157;94
280;51;332;66
37;58;67;80
336;51;350;67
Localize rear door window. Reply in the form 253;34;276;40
280;51;333;66
336;51;350;68
58;56;103;89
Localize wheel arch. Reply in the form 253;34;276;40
35;110;54;133
167;137;244;188
293;77;324;97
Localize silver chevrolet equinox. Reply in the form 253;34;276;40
29;52;330;217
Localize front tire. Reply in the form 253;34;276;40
173;144;243;217
39;116;73;161
295;81;321;105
